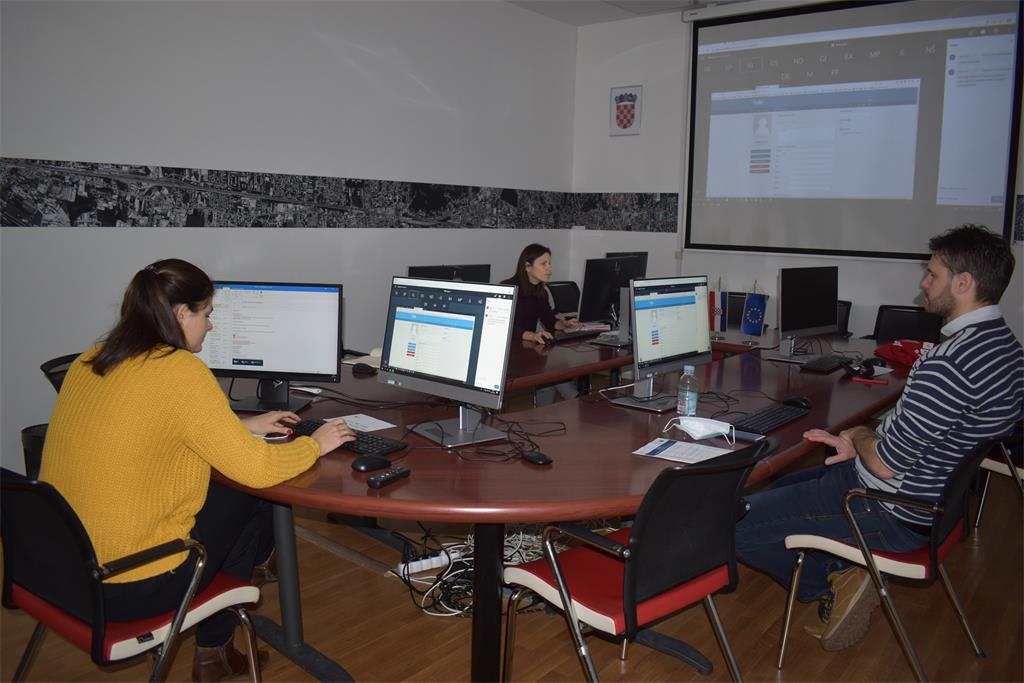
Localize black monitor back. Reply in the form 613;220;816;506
407;264;491;283
579;256;648;323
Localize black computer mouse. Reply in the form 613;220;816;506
352;362;377;376
521;450;553;466
782;396;813;410
351;454;391;472
865;357;888;368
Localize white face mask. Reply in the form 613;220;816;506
662;416;736;445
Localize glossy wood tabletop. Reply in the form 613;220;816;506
232;341;905;525
505;337;631;391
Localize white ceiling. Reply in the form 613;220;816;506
507;0;749;26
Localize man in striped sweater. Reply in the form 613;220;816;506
736;224;1023;652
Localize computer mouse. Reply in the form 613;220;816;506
351;454;391;472
782;396;813;410
352;362;377;377
540;336;554;346
521;450;553;466
865;357;888;368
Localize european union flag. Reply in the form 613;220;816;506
740;293;768;336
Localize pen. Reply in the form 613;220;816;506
852;376;888;385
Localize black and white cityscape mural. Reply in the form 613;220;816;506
0;158;677;231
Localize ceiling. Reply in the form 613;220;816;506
507;0;750;26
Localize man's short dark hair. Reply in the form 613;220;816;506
929;224;1015;305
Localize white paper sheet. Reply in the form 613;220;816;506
326;414;395;432
633;438;731;464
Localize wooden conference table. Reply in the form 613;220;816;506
226;337;903;682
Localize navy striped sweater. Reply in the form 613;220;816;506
856;309;1023;525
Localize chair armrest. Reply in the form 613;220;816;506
96;539;204;581
843;487;942;518
548;523;629;559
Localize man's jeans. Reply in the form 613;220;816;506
736;459;929;602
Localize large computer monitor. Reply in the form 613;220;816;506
197;281;343;412
611;275;712;413
777;266;839;342
406;264;492;283
578;256;648;323
605;251;649;273
378;277;517;447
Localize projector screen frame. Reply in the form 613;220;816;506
683;0;1023;260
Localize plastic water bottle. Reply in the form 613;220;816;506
677;365;700;417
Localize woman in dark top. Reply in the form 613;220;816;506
502;243;580;343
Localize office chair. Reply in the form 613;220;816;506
547;281;581;316
40;353;80;392
776;434;1010;682
836;300;852;337
21;424;48;480
864;306;942;345
1;469;262;682
502;439;774;682
974;424;1023;528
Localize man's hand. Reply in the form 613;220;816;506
803;428;857;465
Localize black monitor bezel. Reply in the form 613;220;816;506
630;275;714;383
579;256;649;323
777;266;840;337
406;264;492;283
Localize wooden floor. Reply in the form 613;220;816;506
2;471;1021;682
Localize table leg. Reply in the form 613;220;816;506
471;523;505;683
250;503;356;682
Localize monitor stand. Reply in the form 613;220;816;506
412;405;506;448
231;379;312;413
610;377;676;413
759;336;813;365
592;286;632;348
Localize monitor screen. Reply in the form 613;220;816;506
578;256;648;323
406;264;492;283
778;266;839;337
197;281;343;411
378;277;517;412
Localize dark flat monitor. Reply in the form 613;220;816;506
197;281;343;412
611;275;712;413
605;251;649;273
578;256;648;323
378;277;517;447
778;266;839;338
407;264;491;283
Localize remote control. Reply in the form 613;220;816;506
366;466;410;489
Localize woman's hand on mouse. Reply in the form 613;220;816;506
243;411;300;436
311;418;356;455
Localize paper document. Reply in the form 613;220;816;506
327;414;395;432
341;354;381;368
634;438;731;464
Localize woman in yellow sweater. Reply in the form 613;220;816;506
41;258;354;682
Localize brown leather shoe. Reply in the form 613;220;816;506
192;642;268;682
251;550;277;587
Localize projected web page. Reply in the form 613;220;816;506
706;80;919;199
633;280;710;366
388;309;474;382
200;283;339;374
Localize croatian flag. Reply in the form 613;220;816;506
709;278;727;333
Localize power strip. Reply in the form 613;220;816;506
396;549;462;575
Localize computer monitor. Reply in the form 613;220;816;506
406;264;492;283
611;275;712;413
605;251;649;273
196;281;343;412
578;256;648;323
378;277;517;447
777;266;839;346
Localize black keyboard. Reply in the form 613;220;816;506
552;328;603;343
728;403;809;435
800;355;852;373
291;419;407;456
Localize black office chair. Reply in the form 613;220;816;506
777;434;1010;681
502;439;774;682
836;300;852;337
40;353;80;392
547;281;580;316
864;306;941;345
21;424;48;480
1;469;262;682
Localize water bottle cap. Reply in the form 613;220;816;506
683;365;695;374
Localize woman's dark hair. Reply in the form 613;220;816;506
502;243;551;297
88;258;214;375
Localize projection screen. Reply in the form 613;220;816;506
685;0;1022;259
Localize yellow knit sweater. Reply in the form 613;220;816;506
40;346;320;582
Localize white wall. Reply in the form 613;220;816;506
0;0;579;472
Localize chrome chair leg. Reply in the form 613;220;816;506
12;622;47;682
544;533;599;682
502;587;529;683
704;595;742;683
619;638;629;661
232;607;262;683
1001;443;1024;497
870;568;927;682
777;551;804;669
937;564;985;658
975;471;992;529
